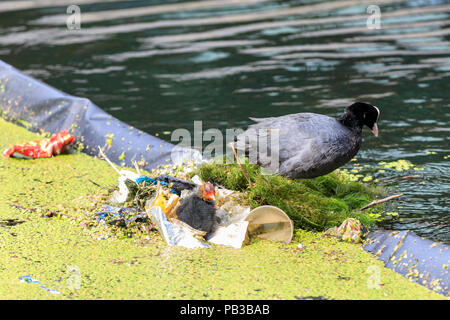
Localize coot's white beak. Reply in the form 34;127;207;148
372;123;379;137
371;105;380;137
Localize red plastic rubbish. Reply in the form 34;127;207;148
3;130;75;159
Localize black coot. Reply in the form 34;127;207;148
233;102;380;179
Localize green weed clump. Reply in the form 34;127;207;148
196;161;385;231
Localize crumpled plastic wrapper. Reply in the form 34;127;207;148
110;170;140;204
152;188;180;218
206;219;249;249
3;130;75;159
149;207;211;249
170;146;206;167
324;218;364;243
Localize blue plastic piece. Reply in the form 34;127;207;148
19;276;61;294
135;175;177;193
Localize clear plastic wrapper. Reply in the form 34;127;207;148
149;207;210;249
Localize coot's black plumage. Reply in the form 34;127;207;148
233;102;380;179
176;183;217;233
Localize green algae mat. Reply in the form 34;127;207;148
0;118;445;300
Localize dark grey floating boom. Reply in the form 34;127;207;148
0;59;176;171
364;230;449;296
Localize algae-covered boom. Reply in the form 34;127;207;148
233;102;380;179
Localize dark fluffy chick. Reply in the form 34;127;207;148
176;183;217;233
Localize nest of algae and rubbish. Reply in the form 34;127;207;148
81;152;389;242
194;159;386;231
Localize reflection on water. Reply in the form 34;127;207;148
0;0;448;242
